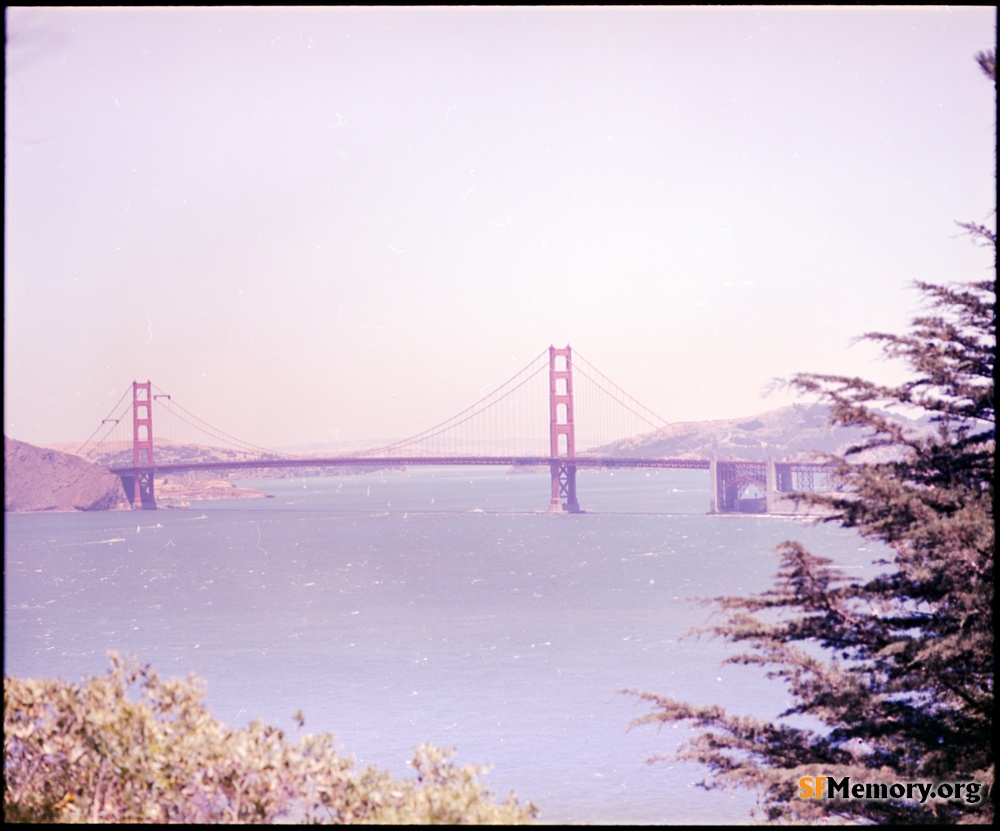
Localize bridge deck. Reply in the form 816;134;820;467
110;456;714;475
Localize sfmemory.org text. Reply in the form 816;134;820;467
799;776;986;805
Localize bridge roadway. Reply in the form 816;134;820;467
110;455;835;513
110;456;712;476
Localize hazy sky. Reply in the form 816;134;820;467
5;6;996;449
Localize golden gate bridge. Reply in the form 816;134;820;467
75;346;836;513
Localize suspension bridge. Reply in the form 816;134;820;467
76;346;837;513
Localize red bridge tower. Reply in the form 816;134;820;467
130;380;157;509
549;345;581;512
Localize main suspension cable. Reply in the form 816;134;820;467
573;350;722;459
355;349;550;457
151;384;292;458
75;385;133;459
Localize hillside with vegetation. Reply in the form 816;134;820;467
4;655;537;824
592;402;925;462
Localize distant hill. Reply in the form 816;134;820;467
46;439;288;471
32;439;395;509
591;402;923;462
48;439;395;481
4;436;129;512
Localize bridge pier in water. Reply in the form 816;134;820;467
120;472;157;510
549;461;581;513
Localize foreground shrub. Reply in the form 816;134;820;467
3;654;537;824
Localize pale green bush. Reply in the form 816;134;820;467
3;654;537;824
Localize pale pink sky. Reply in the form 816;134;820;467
4;6;995;449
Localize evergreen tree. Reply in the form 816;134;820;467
627;53;995;824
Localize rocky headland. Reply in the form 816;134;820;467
4;437;130;512
4;437;269;512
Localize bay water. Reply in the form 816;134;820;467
4;467;884;824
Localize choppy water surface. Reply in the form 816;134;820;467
5;468;884;824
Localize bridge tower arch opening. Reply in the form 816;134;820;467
131;381;157;509
548;345;581;513
710;459;779;514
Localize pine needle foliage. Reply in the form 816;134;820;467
627;54;995;826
